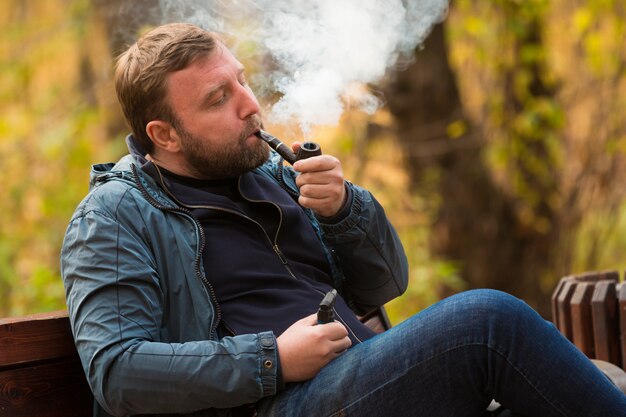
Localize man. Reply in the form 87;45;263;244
61;23;626;417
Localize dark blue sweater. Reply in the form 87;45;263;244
142;162;375;346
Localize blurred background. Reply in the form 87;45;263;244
1;0;625;322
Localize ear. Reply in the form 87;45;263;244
146;120;181;153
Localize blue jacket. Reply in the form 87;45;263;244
60;138;408;416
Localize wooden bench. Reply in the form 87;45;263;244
551;270;626;393
0;311;93;417
551;270;625;370
0;308;391;417
3;288;625;416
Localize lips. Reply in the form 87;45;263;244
250;124;262;138
240;124;261;142
243;116;263;139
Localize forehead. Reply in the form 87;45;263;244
194;43;242;72
165;44;243;103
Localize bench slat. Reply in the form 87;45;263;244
618;282;626;371
570;282;595;357
0;311;76;368
0;358;93;417
550;277;567;329
556;280;577;339
591;281;621;366
573;271;619;283
359;307;392;334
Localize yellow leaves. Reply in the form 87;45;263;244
0;1;120;315
573;7;593;35
605;136;626;155
464;16;488;38
569;4;626;77
446;119;468;139
511;98;564;138
516;205;552;235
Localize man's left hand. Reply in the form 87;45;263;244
292;143;347;218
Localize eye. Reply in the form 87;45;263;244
210;94;227;107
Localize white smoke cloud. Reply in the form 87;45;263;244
157;0;449;133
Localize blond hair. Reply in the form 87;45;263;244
114;23;218;152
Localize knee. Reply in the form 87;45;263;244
455;288;525;310
448;289;541;330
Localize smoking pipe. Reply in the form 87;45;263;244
255;130;321;165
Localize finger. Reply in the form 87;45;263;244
298;181;346;213
298;195;337;210
293;155;339;173
336;335;352;352
296;171;342;188
298;196;339;217
299;183;343;200
291;142;302;153
319;321;349;340
328;335;352;356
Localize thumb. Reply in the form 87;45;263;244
291;141;302;153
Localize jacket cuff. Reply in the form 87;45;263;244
274;345;286;391
258;331;281;396
317;182;363;235
315;183;353;225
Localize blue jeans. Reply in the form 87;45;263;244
256;289;626;417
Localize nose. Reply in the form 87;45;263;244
236;83;260;120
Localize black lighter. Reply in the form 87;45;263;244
317;289;337;324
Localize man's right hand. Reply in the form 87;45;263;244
276;313;352;383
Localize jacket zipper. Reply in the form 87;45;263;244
236;176;362;343
275;159;300;200
150;164;298;280
166;201;298;280
236;177;300;279
272;244;297;279
137;164;361;342
131;164;223;338
235;175;362;342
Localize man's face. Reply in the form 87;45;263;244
165;43;268;179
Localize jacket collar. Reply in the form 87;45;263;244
87;135;177;208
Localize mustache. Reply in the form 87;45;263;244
239;115;263;141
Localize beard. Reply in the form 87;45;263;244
175;117;269;179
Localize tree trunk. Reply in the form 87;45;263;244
385;20;558;317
